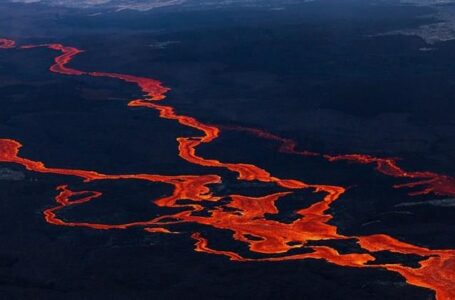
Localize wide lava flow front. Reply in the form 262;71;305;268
1;38;455;299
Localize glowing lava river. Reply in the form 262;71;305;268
1;37;455;299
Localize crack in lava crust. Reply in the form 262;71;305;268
1;38;455;299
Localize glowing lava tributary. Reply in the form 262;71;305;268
1;38;455;299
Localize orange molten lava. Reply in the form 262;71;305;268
224;125;455;197
325;154;455;197
0;38;454;299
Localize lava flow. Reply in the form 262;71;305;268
1;38;455;299
223;125;455;197
325;154;455;196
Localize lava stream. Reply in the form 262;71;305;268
0;38;454;299
223;125;455;197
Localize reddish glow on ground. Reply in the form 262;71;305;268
1;38;455;299
0;39;15;48
325;154;455;197
225;125;455;197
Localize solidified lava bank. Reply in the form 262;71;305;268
1;38;455;299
